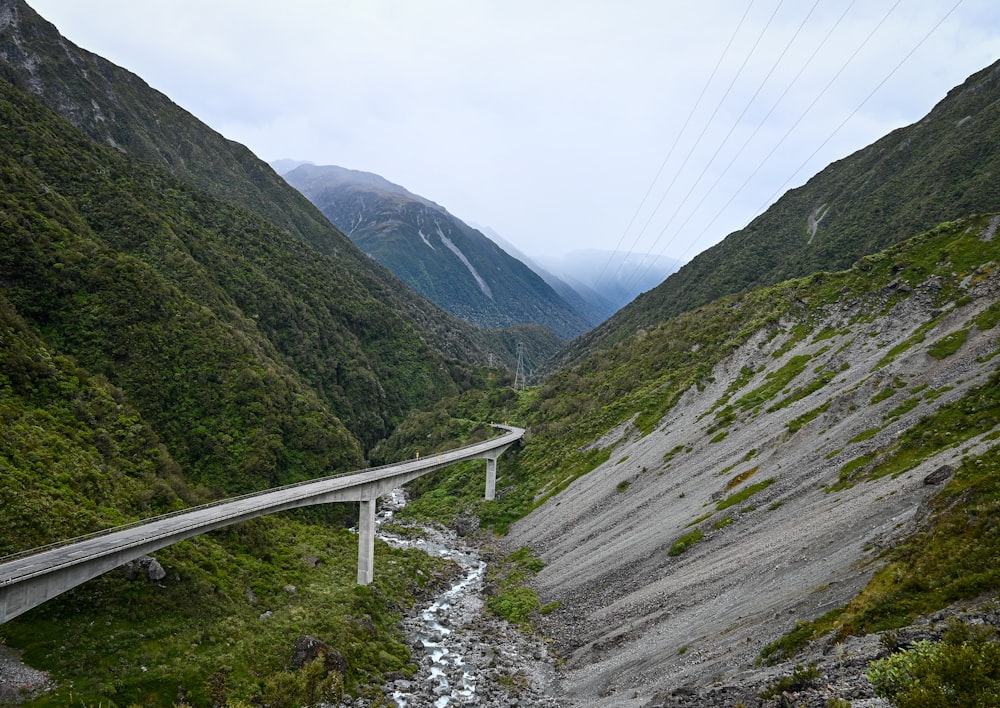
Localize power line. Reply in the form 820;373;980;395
594;0;758;287
622;0;823;292
613;0;785;287
617;0;963;289
744;0;965;227
622;0;862;290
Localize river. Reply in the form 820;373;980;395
363;488;562;707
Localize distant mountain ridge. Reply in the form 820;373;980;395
280;163;592;339
473;226;657;326
558;58;1000;369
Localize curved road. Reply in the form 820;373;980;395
0;424;524;624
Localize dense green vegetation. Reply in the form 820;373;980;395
0;60;491;705
867;619;1000;707
0;76;475;459
485;546;553;627
3;516;454;705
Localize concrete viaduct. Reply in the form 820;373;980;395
0;424;523;624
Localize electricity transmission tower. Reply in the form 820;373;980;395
514;343;527;390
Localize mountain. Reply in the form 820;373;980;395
0;3;531;701
5;0;1000;704
537;248;681;313
557;58;1000;369
279;163;592;340
380;59;1000;705
392;213;1000;705
474;226;621;327
0;0;546;376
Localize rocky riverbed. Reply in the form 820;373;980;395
0;645;51;703
334;489;562;708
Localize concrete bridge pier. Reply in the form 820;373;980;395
485;456;498;501
357;498;376;586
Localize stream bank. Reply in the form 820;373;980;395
338;489;562;707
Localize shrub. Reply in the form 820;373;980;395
759;663;820;698
867;620;1000;707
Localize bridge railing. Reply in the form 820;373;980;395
0;423;521;567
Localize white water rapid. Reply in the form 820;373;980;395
368;489;560;708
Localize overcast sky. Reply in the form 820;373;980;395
28;0;1000;277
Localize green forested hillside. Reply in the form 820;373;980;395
558;59;1000;369
0;60;476;708
0;0;522;373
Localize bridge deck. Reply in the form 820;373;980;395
1;424;523;623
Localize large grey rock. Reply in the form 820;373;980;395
121;555;166;582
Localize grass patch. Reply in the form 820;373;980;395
927;328;969;359
787;402;829;433
668;529;704;556
768;359;838;413
663;444;687;466
974;300;1000;330
725;465;760;491
884;396;921;421
685;512;713;528
716;478;776;511
759;663;820;698
734;355;813;413
870;386;899;405
486;546;546;628
849;427;881;443
874;314;947;370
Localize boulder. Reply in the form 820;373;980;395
923;464;954;485
121;555;166;582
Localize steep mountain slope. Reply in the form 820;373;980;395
281;163;592;340
0;74;472;456
0;0;505;371
501;215;1000;704
387;215;1000;705
0;70;469;705
558;58;1000;370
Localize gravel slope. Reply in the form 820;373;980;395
506;262;1000;705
